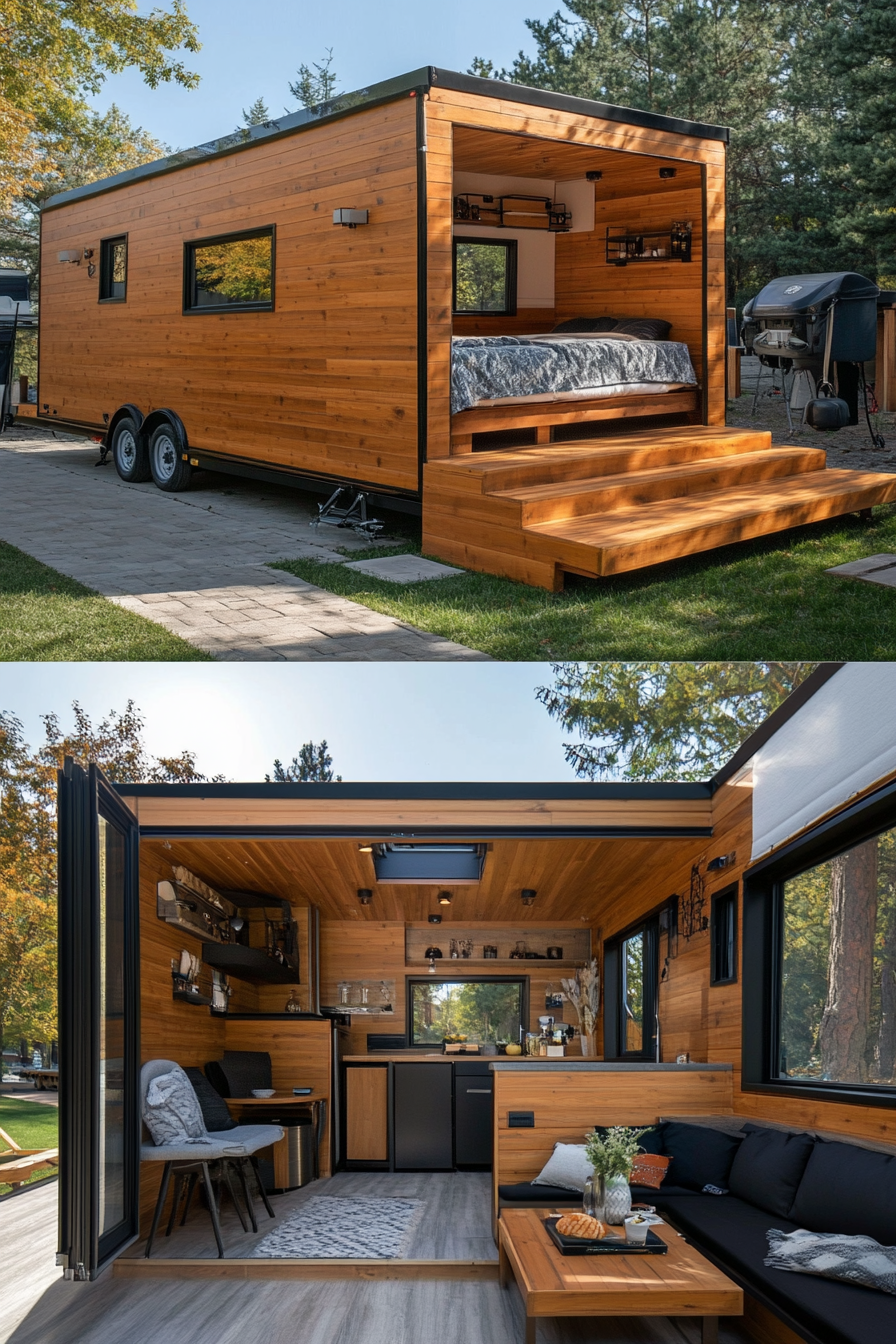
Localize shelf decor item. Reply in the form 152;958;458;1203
584;1125;654;1225
560;959;600;1056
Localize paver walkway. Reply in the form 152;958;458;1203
0;427;488;661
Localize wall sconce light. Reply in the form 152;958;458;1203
521;888;537;907
706;852;736;872
333;208;369;228
57;250;81;264
358;843;373;853
659;167;677;179
357;888;373;906
585;170;603;182
438;891;452;906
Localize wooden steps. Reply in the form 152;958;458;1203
422;427;896;590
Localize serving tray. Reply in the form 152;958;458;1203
544;1217;668;1256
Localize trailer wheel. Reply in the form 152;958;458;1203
148;422;192;492
110;413;151;482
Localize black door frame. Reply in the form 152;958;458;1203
57;758;141;1279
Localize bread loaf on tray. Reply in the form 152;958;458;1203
555;1213;606;1240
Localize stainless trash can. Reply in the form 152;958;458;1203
281;1122;315;1190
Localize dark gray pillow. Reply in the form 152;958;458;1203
728;1127;815;1218
220;1049;272;1097
184;1066;237;1131
613;317;673;341
552;317;618;333
662;1121;742;1192
790;1140;896;1246
766;1228;896;1296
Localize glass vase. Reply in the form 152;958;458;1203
579;1029;596;1057
604;1174;632;1225
582;1172;606;1221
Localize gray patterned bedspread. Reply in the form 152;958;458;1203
451;335;696;414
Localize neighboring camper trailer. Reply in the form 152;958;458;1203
37;68;896;588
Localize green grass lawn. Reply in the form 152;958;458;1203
270;506;896;660
0;541;209;661
0;1096;59;1196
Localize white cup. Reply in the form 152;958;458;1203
624;1216;649;1245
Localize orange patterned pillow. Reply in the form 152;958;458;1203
631;1153;672;1189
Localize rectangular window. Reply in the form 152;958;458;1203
407;978;527;1048
184;227;274;313
710;884;738;986
777;826;896;1089
99;236;127;302
604;918;659;1060
453;237;517;316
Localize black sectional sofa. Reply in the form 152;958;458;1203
498;1119;896;1344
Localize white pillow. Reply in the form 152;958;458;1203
531;1142;593;1193
144;1069;208;1146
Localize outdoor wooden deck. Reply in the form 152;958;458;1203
422;426;896;590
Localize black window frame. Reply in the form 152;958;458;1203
743;774;896;1108
405;975;529;1048
183;225;275;315
603;916;659;1061
710;882;738;986
98;235;128;303
452;236;518;317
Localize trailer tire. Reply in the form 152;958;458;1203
110;412;151;482
148;420;192;492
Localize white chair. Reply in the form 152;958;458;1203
140;1059;282;1257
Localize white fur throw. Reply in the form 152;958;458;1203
144;1069;208;1146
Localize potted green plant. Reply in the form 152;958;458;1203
584;1125;653;1224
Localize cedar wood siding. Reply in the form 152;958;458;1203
39;98;421;494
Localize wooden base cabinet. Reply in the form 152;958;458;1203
345;1064;390;1164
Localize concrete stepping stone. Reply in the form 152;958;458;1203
826;554;896;586
343;555;465;583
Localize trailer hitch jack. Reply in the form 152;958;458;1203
311;487;384;537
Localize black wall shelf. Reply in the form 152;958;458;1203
606;225;692;266
202;942;298;985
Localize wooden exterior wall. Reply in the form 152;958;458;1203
423;86;727;460
39;98;421;494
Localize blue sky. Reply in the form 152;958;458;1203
0;664;580;783
92;0;560;150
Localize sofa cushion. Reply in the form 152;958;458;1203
765;1227;896;1297
184;1066;237;1131
591;1122;666;1157
790;1140;896;1246
220;1049;272;1097
662;1195;896;1344
728;1126;815;1218
662;1121;742;1191
531;1142;592;1193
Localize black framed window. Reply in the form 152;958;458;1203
406;977;527;1047
710;883;738;986
604;918;659;1060
743;776;896;1106
184;226;274;313
453;237;518;316
99;236;127;302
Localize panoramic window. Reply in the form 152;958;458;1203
99;236;127;302
777;826;896;1089
604;919;659;1059
453;238;517;316
184;227;274;312
408;978;526;1047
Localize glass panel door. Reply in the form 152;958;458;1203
622;932;645;1053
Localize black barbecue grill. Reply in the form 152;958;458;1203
741;271;883;443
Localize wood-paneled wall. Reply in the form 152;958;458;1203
40;99;421;493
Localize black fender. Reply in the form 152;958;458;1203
106;403;144;447
140;408;190;457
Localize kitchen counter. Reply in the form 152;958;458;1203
343;1052;453;1063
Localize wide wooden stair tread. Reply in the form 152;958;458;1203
421;427;896;589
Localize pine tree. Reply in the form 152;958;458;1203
241;97;271;128
288;49;339;109
267;741;342;783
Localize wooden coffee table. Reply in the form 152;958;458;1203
498;1209;742;1344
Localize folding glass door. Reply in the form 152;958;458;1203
57;759;140;1278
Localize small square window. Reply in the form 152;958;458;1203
99;236;127;302
710;884;738;986
453;237;517;316
184;227;274;313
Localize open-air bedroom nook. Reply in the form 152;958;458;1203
50;663;896;1344
32;68;896;591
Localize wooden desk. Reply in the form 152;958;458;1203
498;1208;742;1344
225;1094;323;1188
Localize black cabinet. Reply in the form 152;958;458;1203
454;1061;493;1166
393;1063;453;1170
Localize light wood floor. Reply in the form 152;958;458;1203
1;1180;756;1344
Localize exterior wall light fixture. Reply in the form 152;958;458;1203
333;209;369;228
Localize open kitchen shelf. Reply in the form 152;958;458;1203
606;224;692;265
407;958;582;969
405;922;591;967
201;942;298;985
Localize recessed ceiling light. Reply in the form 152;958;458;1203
358;844;373;853
438;891;452;906
357;888;373;906
521;888;537;906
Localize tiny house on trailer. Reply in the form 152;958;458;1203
37;69;896;590
53;662;896;1344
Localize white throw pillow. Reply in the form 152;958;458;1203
531;1143;593;1193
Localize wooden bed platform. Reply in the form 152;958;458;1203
423;425;896;590
449;388;700;453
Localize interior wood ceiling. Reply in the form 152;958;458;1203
143;834;705;929
452;126;704;198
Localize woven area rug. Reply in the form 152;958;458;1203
250;1196;425;1259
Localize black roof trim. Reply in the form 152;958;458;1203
138;825;712;840
709;663;844;791
117;780;710;799
43;65;728;213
